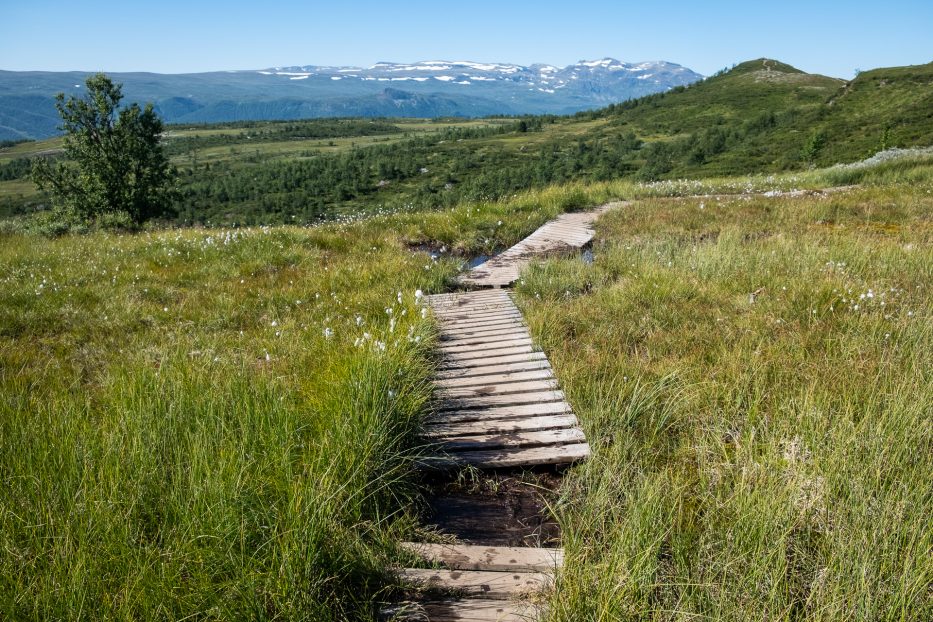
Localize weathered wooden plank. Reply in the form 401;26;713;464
436;390;566;411
433;358;551;380
433;368;554;388
438;337;532;354
431;305;515;316
398;569;548;599
442;345;534;362
439;327;530;343
440;319;526;334
438;352;545;370
383;599;540;622
436;379;559;399
423;414;579;437
427;291;510;303
429;294;513;306
431;291;513;301
434;312;525;326
432;304;517;315
400;542;562;572
426;401;572;424
451;442;591;468
434;304;518;322
440;427;586;451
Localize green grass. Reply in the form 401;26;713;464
1;159;931;619
0;223;457;619
512;176;932;620
0;182;606;620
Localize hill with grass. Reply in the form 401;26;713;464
1;58;931;228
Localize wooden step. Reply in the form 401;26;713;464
423;414;579;438
439;428;587;452
400;543;562;572
436;379;559;399
439;320;527;336
435;390;566;411
383;599;540;621
438;327;530;343
427;292;511;304
439;337;533;354
437;317;525;332
398;569;549;599
434;369;554;389
438;352;548;370
441;345;536;363
450;442;591;468
432;309;521;322
432;305;519;317
434;359;552;380
425;401;572;424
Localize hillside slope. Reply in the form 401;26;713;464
590;58;932;175
2;59;931;226
819;62;933;163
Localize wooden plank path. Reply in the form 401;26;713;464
457;202;622;288
424;289;590;469
388;205;613;620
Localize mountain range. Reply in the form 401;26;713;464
0;59;702;140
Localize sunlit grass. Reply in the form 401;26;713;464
0;224;457;619
515;180;932;620
1;156;930;619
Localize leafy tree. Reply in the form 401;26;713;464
32;73;176;225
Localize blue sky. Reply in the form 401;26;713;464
2;1;931;78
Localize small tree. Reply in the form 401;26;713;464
801;130;827;165
32;73;176;225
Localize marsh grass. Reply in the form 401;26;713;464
515;179;932;620
1;160;930;619
0;224;458;619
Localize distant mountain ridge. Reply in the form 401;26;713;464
0;59;702;139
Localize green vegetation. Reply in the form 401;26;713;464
2;154;930;618
31;74;176;230
0;181;611;619
515;168;932;620
2;59;930;229
1;56;931;619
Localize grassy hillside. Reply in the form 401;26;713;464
1;59;930;228
819;62;933;163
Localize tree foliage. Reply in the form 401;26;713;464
32;73;175;225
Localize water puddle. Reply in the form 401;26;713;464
465;254;493;269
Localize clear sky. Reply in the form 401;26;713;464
2;1;931;78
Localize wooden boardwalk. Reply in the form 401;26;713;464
424;289;590;469
388;205;611;620
458;203;621;288
387;543;557;620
